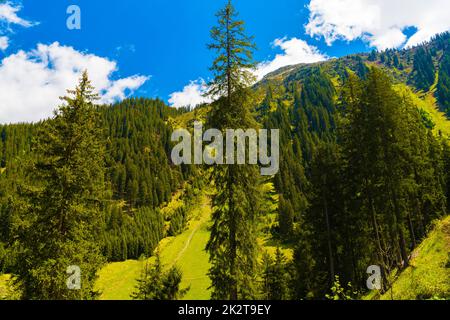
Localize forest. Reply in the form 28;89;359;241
0;1;449;301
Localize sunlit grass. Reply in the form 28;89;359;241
95;193;212;300
379;216;450;300
365;216;450;300
394;84;450;138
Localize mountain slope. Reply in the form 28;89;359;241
95;189;212;300
366;215;450;300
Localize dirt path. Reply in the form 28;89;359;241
173;197;211;264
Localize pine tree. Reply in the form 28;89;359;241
340;68;411;278
443;140;450;211
260;248;290;300
437;52;450;116
292;228;319;299
206;0;262;300
334;67;447;294
14;71;106;299
278;195;294;239
308;143;343;286
132;252;188;300
412;47;435;91
368;50;377;62
393;54;400;68
355;57;369;79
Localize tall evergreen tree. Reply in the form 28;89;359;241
132;252;188;300
331;67;448;295
412;47;435;91
260;248;290;300
206;0;262;300
14;71;106;299
437;52;450;116
278;195;294;239
443;140;450;211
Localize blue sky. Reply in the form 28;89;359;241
8;0;351;98
1;0;450;122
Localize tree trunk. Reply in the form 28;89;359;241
323;195;335;284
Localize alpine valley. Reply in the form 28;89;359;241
0;5;449;301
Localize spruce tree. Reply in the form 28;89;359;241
260;248;290;300
443;140;450;211
368;50;377;62
335;67;447;293
14;71;106;299
340;68;411;277
278;195;294;239
206;0;261;300
412;47;435;91
132;252;188;300
437;52;450;116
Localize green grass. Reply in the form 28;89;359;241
171;199;211;300
95;193;212;300
394;84;450;138
95;260;145;300
365;216;450;300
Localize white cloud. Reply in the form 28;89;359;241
0;2;36;27
169;37;327;108
305;0;450;50
101;75;148;103
0;42;149;123
0;2;38;52
0;36;8;50
168;79;211;109
255;37;327;80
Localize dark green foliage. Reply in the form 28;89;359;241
0;124;35;169
260;249;290;300
443;141;450;211
368;50;377;62
291;67;448;298
393;54;400;68
418;109;436;129
325;276;358;300
355;56;369;79
103;98;183;209
437;52;450;116
430;32;450;51
264;102;309;226
102;206;164;261
0;97;187;266
168;206;188;236
132;252;188;300
13;72;106;299
278;195;294;239
412;48;435;91
292;229;320;299
306;143;344;288
206;0;262;300
299;70;335;136
290;67;336;140
334;68;445;292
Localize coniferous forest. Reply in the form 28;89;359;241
0;1;449;303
